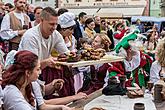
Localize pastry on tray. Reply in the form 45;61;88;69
81;48;106;60
57;53;81;62
126;87;144;98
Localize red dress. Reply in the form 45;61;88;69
40;66;75;99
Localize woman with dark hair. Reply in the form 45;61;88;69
56;12;77;52
84;18;96;42
57;8;68;16
2;50;72;110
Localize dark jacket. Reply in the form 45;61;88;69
94;24;101;33
73;20;83;49
107;29;114;49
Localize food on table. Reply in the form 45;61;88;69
126;87;144;98
57;48;106;62
57;54;69;62
57;53;81;62
81;48;106;60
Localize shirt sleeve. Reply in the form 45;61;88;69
32;81;44;107
0;14;18;40
18;32;39;56
25;13;31;24
83;32;88;39
54;31;70;54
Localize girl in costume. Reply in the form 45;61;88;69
78;33;112;94
2;50;72;110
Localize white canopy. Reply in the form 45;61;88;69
67;7;145;18
97;7;145;17
68;8;100;16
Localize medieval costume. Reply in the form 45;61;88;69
107;30;152;87
0;11;30;50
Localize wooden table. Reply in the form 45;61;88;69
155;101;165;110
68;89;165;110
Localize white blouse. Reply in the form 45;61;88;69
150;61;161;84
3;81;44;110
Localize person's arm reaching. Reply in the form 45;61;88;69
44;92;88;105
114;29;127;39
39;103;73;110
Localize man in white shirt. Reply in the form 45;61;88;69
0;0;30;50
19;7;69;69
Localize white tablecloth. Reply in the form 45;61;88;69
84;94;156;110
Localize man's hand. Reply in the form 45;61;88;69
18;29;26;36
45;56;58;68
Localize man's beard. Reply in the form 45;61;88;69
17;6;24;12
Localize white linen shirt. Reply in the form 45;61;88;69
18;24;69;60
0;12;30;40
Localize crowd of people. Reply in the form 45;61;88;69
0;0;165;110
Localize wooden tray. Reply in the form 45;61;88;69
56;55;124;68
